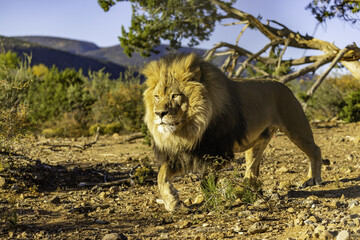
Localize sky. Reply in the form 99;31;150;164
1;0;360;62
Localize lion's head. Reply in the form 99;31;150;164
142;53;215;151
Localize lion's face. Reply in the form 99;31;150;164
142;54;213;149
152;82;189;134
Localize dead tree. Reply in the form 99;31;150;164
205;0;360;104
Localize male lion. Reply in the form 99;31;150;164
143;53;322;212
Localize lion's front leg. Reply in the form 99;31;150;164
158;163;180;212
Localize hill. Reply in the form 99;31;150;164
0;36;127;78
13;36;226;68
16;36;100;54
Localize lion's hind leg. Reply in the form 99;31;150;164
280;126;322;187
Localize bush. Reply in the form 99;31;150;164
26;67;94;125
0;51;32;152
340;90;360;123
90;77;145;132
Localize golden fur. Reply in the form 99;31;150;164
143;53;322;211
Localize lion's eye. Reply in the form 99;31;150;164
172;94;181;99
154;95;160;101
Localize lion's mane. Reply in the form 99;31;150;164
143;53;247;174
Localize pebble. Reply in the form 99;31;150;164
183;198;192;206
102;233;127;240
11;184;20;191
336;230;350;240
48;195;60;204
159;233;169;239
319;230;334;240
109;186;119;194
287;207;296;213
177;220;191;229
193;195;204;205
95;219;108;224
99;192;107;200
247;222;269;234
276;166;289;174
0;177;5;187
238;210;252;218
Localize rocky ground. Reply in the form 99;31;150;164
1;122;360;240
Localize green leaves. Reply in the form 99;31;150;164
100;0;224;57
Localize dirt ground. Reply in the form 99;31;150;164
1;122;360;240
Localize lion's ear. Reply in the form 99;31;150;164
191;66;203;82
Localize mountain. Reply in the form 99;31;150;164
16;36;100;54
13;36;225;68
0;36;127;78
3;35;230;78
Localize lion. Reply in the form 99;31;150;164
142;53;322;212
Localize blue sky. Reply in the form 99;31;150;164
1;0;360;61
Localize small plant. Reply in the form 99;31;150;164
1;196;18;230
132;164;155;184
236;178;262;204
335;175;341;188
201;173;223;211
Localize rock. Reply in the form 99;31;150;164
183;198;192;206
349;200;359;209
159;233;169;239
238;210;252;218
11;184;20;191
330;200;341;209
178;220;191;229
287;207;296;213
102;233;127;240
279;181;291;189
50;196;61;204
270;193;280;201
95;219;108;224
0;177;5;187
247;213;263;222
319;230;334;240
109;186;119;194
276;166;289;174
308;215;320;223
322;159;331;165
313;225;326;238
340;216;351;226
99;192;107;200
354;218;360;226
336;230;350;240
193;195;204;205
247;222;269;234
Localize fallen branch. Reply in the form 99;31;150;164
38;127;100;151
125;132;145;142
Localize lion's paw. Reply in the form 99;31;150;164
301;177;322;188
157;196;180;212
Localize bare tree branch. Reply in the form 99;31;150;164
305;47;350;101
235;39;280;77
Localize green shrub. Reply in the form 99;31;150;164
91;79;145;132
340;90;360;123
42;128;62;138
26;67;94;124
0;51;32;152
103;122;123;134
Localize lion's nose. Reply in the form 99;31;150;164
155;110;168;118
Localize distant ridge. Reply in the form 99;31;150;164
3;35;229;78
16;36;100;54
0;36;127;78
12;36;219;68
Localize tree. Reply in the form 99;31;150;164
99;0;360;103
